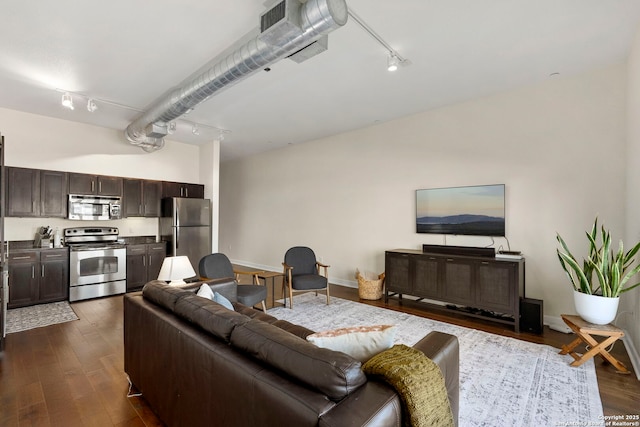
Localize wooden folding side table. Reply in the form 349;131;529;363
256;271;284;308
559;314;629;374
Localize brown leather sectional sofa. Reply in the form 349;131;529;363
124;279;460;427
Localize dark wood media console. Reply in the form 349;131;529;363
385;248;525;332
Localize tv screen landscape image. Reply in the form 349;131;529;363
416;184;505;236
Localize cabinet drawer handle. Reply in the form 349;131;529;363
42;265;45;277
32;266;35;279
447;258;454;262
12;256;31;260
46;254;63;258
481;261;489;265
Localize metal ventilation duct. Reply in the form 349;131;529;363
125;0;348;152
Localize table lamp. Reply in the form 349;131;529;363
157;256;196;285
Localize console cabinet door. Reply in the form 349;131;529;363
385;252;411;294
39;250;69;303
413;255;441;299
476;261;517;314
442;258;475;305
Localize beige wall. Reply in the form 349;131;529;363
0;107;206;240
624;26;640;368
220;64;627;330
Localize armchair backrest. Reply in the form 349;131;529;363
199;253;235;280
284;246;318;276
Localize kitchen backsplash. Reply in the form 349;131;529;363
4;217;160;242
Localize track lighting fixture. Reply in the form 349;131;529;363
55;89;230;138
61;92;74;110
87;98;98;112
387;53;399;72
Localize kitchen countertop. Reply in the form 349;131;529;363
119;236;164;245
8;236;165;251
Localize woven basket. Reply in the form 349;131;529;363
356;269;385;300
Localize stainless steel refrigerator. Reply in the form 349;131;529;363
159;197;212;274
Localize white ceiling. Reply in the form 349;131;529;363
2;0;640;162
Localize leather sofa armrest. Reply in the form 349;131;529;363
413;331;459;426
319;381;401;427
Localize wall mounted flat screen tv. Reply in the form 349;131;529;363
416;184;505;236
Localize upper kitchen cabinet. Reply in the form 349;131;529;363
162;181;204;199
123;179;161;217
6;167;67;217
69;173;122;196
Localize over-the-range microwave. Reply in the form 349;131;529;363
68;194;121;220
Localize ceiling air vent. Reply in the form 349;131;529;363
259;0;303;46
288;35;329;63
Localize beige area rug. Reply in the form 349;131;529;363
6;301;79;334
269;293;605;427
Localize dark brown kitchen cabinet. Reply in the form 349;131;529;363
40;170;68;217
5;167;67;217
162;181;204;199
123;179;161;217
68;173;122;196
7;248;69;308
385;249;524;332
126;243;166;292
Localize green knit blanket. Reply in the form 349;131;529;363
362;344;454;427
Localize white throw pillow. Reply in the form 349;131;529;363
196;283;214;300
306;325;396;362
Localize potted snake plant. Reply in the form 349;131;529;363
556;217;640;324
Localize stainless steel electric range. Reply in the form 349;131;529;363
65;226;126;302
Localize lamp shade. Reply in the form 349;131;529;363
157;256;196;285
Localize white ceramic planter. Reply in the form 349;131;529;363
573;290;620;325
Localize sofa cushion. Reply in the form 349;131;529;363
307;325;396;362
230;319;366;401
174;294;250;342
142;280;191;312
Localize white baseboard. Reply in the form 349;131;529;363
621;331;640;380
544;315;572;333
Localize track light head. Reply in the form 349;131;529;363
167;122;177;134
387;54;399;72
87;98;98;112
191;124;199;135
61;92;74;110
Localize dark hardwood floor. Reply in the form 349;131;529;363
1;280;638;426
